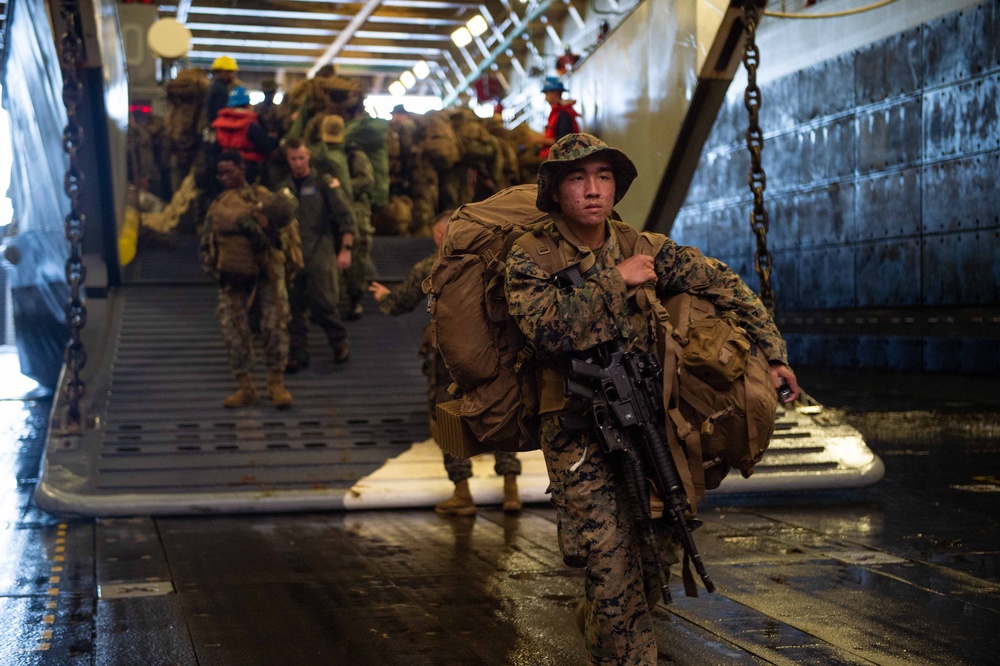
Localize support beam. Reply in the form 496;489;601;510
442;0;554;106
309;0;385;77
176;0;193;24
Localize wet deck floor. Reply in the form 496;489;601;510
2;353;998;664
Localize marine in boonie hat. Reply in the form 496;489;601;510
535;133;637;212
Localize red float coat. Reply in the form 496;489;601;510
540;102;580;159
212;108;265;163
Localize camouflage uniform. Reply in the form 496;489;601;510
505;133;787;665
379;254;521;482
202;186;290;377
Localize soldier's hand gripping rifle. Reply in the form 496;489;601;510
566;342;716;603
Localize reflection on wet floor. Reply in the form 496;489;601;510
0;360;998;663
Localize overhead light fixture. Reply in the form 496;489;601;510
413;60;430;79
451;27;472;48
388;81;406;97
400;70;416;89
467;15;488;37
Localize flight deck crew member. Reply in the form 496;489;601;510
279;138;356;371
369;211;523;516
539;77;580;159
199;149;294;409
505;133;800;664
204;56;239;126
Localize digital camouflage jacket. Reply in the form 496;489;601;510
505;218;788;365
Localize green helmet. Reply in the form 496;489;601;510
536;133;637;212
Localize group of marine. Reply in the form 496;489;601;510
125;56;806;666
126;56;538;522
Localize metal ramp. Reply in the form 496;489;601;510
36;234;882;517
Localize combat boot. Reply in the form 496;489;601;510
502;474;523;513
267;369;293;409
435;479;477;516
223;373;258;408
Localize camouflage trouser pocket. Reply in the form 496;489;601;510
549;483;588;568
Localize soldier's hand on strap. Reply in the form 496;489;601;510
617;254;656;287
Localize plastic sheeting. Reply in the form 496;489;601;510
1;0;73;385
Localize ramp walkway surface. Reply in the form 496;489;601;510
36;233;882;517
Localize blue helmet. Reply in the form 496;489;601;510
541;76;566;93
227;86;251;107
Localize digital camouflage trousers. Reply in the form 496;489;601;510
540;414;664;666
217;275;289;376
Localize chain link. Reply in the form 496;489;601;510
742;2;776;316
59;4;88;428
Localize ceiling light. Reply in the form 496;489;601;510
388;81;406;97
400;71;416;89
451;27;472;47
467;15;488;37
413;60;430;79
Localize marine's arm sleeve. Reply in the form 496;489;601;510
379;255;435;316
505;242;631;355
654;239;788;364
321;179;357;238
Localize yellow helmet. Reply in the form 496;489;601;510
211;56;238;72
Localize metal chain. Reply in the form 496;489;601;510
742;2;776;316
59;3;88;428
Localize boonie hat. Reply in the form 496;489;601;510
211;55;238;72
536;133;637;212
226;86;251;107
320;114;345;143
541;76;567;93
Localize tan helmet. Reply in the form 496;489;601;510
535;133;637;212
211;55;238;72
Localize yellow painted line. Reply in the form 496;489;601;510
49;576;61;584
51;566;63;573
46;601;57;610
41;631;53;640
54;555;65;562
42;615;55;624
47;588;59;596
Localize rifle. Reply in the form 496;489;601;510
566;340;716;603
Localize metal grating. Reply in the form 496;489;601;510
101;284;430;492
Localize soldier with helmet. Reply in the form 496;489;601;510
205;55;239;126
505;133;800;663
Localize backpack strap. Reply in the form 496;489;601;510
631;232;703;510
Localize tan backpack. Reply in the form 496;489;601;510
422;184;548;456
629;233;779;504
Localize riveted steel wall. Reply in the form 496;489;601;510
672;0;1000;374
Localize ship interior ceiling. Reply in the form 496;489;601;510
0;0;998;662
142;0;586;101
